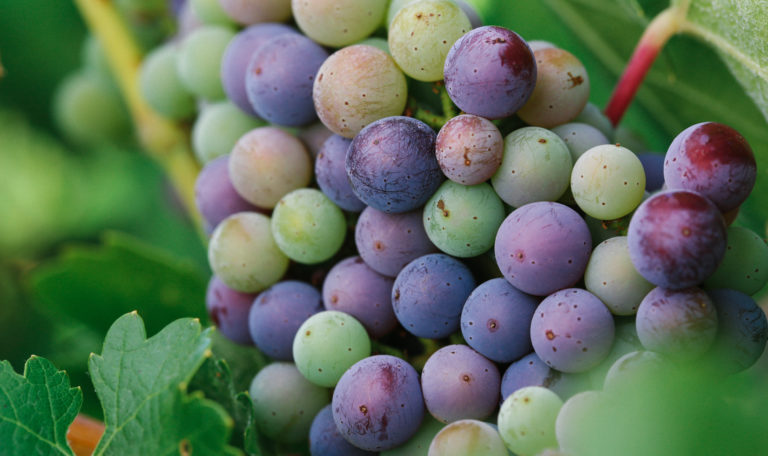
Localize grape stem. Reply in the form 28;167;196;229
67;414;105;455
604;3;690;126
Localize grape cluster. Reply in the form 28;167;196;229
137;0;768;455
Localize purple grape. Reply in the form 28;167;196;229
355;206;437;277
346;116;442;213
421;345;500;423
664;122;756;212
636;153;665;192
635;287;718;360
220;23;297;116
310;405;377;456
500;352;591;401
495;202;592;296
206;276;255;345
315;135;366;212
333;355;425;451
392;254;475;339
627;190;727;289
322;256;397;338
707;288;767;373
444;26;536;119
530;288;615;373
247;280;323;360
194;155;263;234
460;278;538;363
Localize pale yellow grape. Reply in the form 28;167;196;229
428;420;508;456
292;0;388;47
498;386;563;456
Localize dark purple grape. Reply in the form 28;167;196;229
421;344;500;423
333;355;425;451
664;122;756;212
310;405;376;456
355;206;436;277
220;23;297;116
444;26;536;119
460;278;538;363
206;276;255;345
707;288;767;373
315;135;366;212
392;254;475;339
501;353;591;401
636;153;665;192
194;155;263;234
245;33;328;126
322;256;397;338
346;116;442;213
530;288;615;373
627;190;727;289
247;280;323;360
495;202;592;296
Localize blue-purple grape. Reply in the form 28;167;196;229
636;152;665;192
310;405;377;456
194;155;262;234
315;135;366;212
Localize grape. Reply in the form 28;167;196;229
356;37;390;53
221;23;298;116
381;416;444;456
530;288;615;373
491;127;573;208
705;226;768;295
229;126;312;209
443;26;536;119
192;101;265;164
271;188;347;264
614;126;648;153
635;287;718;360
583;214;627;246
347;116;442;213
190;0;235;25
518;48;590;128
664;122;756;213
292;0;388;47
554;390;606;456
355;206;437;277
392;254;475;338
322;256;397;338
194;155;262;234
435;114;503;185
497;386;563;456
219;0;291;25
299;122;335;158
293;310;372;387
206;276;255;345
461;278;538;363
527;40;557;52
138;44;196;119
571;144;646;220
389;0;471;82
584;236;654;316
423;181;505;258
388;0;481;29
208;212;289;293
574;102;614;140
636;152;665;192
550;122;609;162
333;355;425;451
249;362;330;443
315;135;366;212
627;190;727;289
245;34;329;126
310;405;377;456
248;280;323;360
81;34;111;76
454;0;482;29
495;202;592;296
313;45;408;138
501;353;590;402
706;288;768;373
176;25;236;100
602;350;667;391
428;419;508;456
177;1;204;38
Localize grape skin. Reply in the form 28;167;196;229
435;114;503;185
292;0;388;47
194;155;262;234
315;135;366;212
176;25;236;100
497;386;563;456
205;276;255;345
219;0;292;26
310;405;377;456
138;44;196;119
704;226;768;295
550;122;610;162
427;419;508;456
706;288;767;373
192;101;265;164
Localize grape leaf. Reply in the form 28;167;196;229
89;312;240;456
0;356;82;456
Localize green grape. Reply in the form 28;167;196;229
615;125;648;153
389;0;471;82
705;226;768;295
292;0;388;47
81;35;111;77
571;144;645;220
585;237;654;315
428;420;508;456
138;44;196;119
356;36;390;53
381;416;444;456
192;101;265;164
271;189;347;264
293;311;371;387
423;181;505;258
208;212;289;293
189;0;235;26
550;122;610;162
176;25;235;100
249;362;330;443
574;102;614;140
498;386;563;456
491;127;573;208
386;0;415;27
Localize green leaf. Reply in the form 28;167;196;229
89;312;240;456
0;356;82;456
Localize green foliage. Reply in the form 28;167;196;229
0;356;82;456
